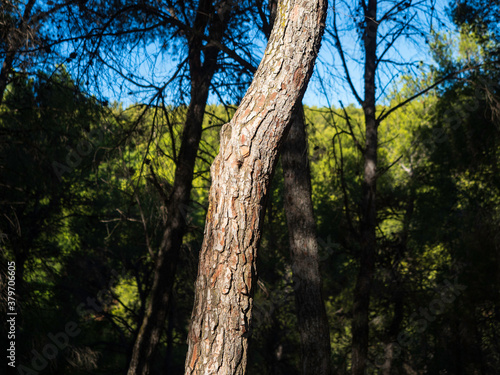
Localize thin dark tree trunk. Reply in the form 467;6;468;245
126;2;229;374
351;0;378;374
281;106;332;375
184;0;327;373
265;3;332;370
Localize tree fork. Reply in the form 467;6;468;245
184;0;328;373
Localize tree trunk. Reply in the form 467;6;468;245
262;3;331;370
184;0;327;373
126;3;229;374
351;0;378;374
281;106;332;375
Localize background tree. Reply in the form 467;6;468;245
325;1;442;372
31;1;255;373
0;0;84;104
0;68;112;373
281;109;332;375
256;1;332;372
125;2;234;374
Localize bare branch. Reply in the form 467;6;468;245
377;64;493;123
329;3;364;106
340;100;364;153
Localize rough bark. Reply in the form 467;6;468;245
126;2;229;374
351;0;378;374
184;0;327;373
281;106;332;375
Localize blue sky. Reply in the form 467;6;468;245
80;0;456;109
301;0;455;108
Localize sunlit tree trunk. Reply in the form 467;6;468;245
282;106;332;375
184;0;328;373
352;0;378;374
126;2;229;374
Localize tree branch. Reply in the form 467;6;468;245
329;2;364;106
377;64;490;123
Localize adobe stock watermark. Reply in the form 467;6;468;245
16;267;126;375
370;277;467;370
51;128;108;181
6;261;17;369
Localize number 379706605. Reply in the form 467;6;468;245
7;261;16;310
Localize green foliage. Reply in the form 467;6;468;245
1;22;499;374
